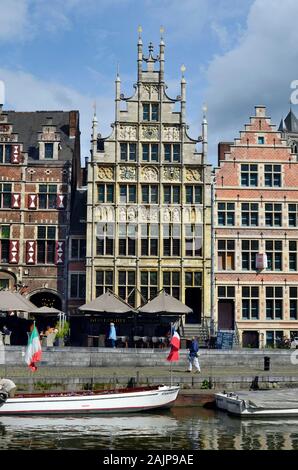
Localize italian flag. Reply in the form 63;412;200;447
167;331;180;362
25;325;42;371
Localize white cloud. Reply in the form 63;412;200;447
0;67;115;160
0;0;30;41
204;0;298;162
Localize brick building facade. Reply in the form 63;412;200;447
0;106;81;316
215;105;298;348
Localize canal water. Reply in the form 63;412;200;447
0;407;298;450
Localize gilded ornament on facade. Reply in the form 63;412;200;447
186;168;201;182
119;166;136;180
141;166;158;182
163;167;181;181
163;126;180;141
141;125;159;140
97;166;114;180
118;125;137;140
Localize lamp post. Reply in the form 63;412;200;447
210;172;216;336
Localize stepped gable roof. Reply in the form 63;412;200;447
6;110;78;161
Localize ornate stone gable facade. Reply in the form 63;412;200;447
86;34;212;333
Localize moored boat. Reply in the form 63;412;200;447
0;385;180;415
215;390;298;418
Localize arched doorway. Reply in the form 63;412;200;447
29;291;62;310
29;291;63;333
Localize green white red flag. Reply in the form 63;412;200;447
167;331;180;362
25;325;42;371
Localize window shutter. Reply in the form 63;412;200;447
56;194;66;209
55;241;64;264
11;145;21;164
11;193;21;209
9;240;19;263
26;240;36;264
28;194;37;209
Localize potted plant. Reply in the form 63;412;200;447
54;320;70;347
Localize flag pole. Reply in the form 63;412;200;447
170;362;172;387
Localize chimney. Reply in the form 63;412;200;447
46;116;53;125
69;110;77;138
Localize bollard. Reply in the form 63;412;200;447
264;356;270;371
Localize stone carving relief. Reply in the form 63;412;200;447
142;84;159;100
141;125;159;140
163;167;181;182
119;166;136;180
186;168;201;182
98;166;114;180
118;125;137;140
96;206;114;222
163;126;180;141
172;208;180;222
141;166;158;182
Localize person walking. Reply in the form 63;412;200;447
187;336;201;373
108;322;117;348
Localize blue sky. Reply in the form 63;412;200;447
1;0;298;163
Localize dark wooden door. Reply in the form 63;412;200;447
218;300;234;330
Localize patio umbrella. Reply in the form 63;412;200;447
29;306;62;315
138;291;193;315
79;291;134;314
0;291;36;312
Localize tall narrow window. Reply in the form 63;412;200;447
98;184;114;203
119;224;137;256
118;271;136;306
241;164;258;187
185;186;202;204
0;225;10;263
266;240;282;271
37;226;56;264
142;144;158;162
185;224;202;256
140;271;158;304
218;240;235;270
141;224;158;256
289;241;297;271
241;240;259;270
119;185;136;203
241;203;259;226
163;224;180;256
164;144;181;162
163;271;180;299
141;185;158;203
289;204;298;227
0;184;12;209
120;143;136;162
39;184;57;209
95;270;113;297
70;273;86;299
290;287;298;320
163;185;180;204
217;202;235;226
265;203;282;226
0;144;12;163
266;286;283;320
96;223;114;256
44;143;54;159
265;165;281;187
242;286;259;320
143;103;159;121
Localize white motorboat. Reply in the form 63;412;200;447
0;385;180;415
215;390;298;418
